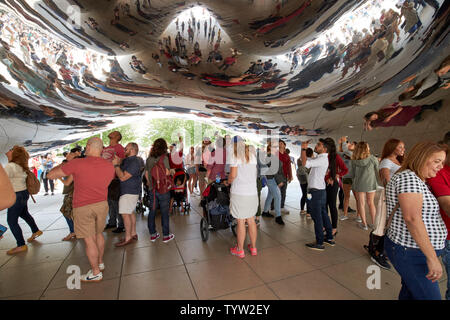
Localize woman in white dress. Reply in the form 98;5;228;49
226;138;258;258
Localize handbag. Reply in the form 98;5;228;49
365;192;400;257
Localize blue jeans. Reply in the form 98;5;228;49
65;217;74;233
442;240;450;300
107;198;124;228
148;190;171;237
7;190;39;247
309;189;333;245
263;178;281;217
384;236;443;300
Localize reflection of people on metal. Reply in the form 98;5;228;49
251;0;312;35
129;56;147;74
399;56;450;101
364;100;443;131
323;88;367;111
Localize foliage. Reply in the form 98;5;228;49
64;119;232;152
65;124;137;151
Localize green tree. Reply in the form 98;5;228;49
65;124;137;151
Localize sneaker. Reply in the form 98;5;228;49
348;207;356;213
261;211;274;218
112;227;125;233
357;222;368;231
99;263;105;271
371;254;391;270
340;215;349;221
162;234;175;243
324;239;336;246
247;244;257;256
230;246;245;258
305;242;325;251
150;233;160;242
356;217;362;223
80;270;103;282
7;245;28;255
51;192;54;196
275;216;285;225
44;192;49;196
367;224;374;229
27;230;43;242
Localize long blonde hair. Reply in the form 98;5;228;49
352;142;370;160
233;141;251;163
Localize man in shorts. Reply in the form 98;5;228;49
48;137;115;282
112;143;142;247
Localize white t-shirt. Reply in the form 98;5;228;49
230;155;257;196
305;153;329;190
4;162;27;192
379;158;401;180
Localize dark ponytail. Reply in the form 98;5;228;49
324;138;337;183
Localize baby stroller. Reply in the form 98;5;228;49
135;169;147;215
142;174;154;212
171;169;191;214
200;179;236;241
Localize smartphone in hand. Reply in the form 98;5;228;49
0;224;8;237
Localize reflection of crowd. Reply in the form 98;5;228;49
280;125;323;137
285;0;438;79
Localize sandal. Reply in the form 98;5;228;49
62;233;76;241
27;230;43;243
115;238;134;247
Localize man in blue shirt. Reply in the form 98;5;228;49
112;143;143;247
42;153;55;195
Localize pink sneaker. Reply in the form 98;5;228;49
150;233;160;242
247;244;257;256
230;246;245;258
162;234;175;243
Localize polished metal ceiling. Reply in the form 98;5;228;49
0;0;448;155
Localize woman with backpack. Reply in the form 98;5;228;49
4;146;43;255
145;138;175;243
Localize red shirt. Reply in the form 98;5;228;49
169;150;184;169
101;144;125;162
62;157;115;208
279;152;292;180
325;154;348;182
428;165;450;240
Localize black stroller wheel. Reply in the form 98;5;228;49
231;224;237;237
200;217;209;241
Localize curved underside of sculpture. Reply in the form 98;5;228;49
0;0;448;154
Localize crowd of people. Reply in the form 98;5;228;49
0;129;449;300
